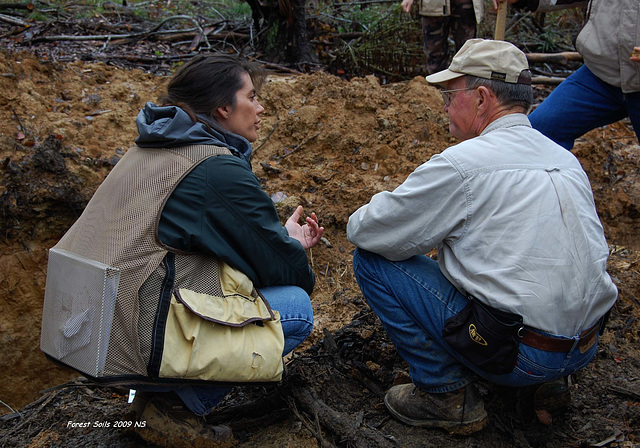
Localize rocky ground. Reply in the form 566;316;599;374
0;9;640;448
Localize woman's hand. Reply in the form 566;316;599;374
285;205;325;249
631;46;640;63
401;0;414;13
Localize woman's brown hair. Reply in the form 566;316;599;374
160;54;266;124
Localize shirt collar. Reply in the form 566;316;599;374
480;113;531;136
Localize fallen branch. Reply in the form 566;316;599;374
281;132;321;158
293;387;395;448
289;396;335;448
0;3;34;11
608;385;640;402
592;429;625;447
29;15;211;49
208;388;288;422
532;76;566;85
526;51;582;64
252;58;304;75
3;388;62;438
86;109;112;117
336;31;365;40
66;54;164;64
254;114;280;154
531;67;570;78
167;22;215;50
57;52;195;65
30;31;163;43
150;15;211;50
156;30;249;43
9;105;25;134
0;398;18;415
0;12;28;26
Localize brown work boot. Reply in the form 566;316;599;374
384;383;488;435
131;392;236;448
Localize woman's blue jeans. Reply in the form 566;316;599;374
144;285;314;416
529;65;640;150
352;248;599;393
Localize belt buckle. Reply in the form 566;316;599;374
579;331;597;354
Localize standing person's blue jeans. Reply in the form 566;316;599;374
142;285;314;416
529;65;640;150
352;248;599;392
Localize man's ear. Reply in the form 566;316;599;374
476;86;493;112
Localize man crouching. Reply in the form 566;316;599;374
346;39;618;434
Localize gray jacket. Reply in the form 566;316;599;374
347;114;617;336
417;0;484;23
523;0;640;93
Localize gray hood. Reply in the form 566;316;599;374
135;102;253;159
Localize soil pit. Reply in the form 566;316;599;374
1;52;640;448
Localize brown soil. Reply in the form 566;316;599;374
1;50;639;448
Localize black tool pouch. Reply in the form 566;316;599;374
442;297;524;375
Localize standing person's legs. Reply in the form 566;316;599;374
450;0;476;51
529;65;629;150
422;16;451;75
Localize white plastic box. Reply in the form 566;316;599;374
40;248;119;378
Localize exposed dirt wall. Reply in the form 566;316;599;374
0;51;638;427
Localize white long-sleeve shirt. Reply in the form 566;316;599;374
347;114;617;336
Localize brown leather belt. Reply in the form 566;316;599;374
519;319;601;353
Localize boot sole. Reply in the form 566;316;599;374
384;395;489;435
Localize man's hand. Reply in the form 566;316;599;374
631;47;640;63
401;0;414;13
285;205;324;249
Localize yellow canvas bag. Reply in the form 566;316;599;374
159;263;285;382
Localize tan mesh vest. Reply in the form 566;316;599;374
53;144;231;377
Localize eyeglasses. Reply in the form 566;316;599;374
440;87;477;106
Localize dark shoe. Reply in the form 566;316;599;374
533;377;571;425
131;392;236;448
384;383;488;435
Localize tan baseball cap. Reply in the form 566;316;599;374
426;38;531;85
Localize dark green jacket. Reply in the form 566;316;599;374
136;102;315;295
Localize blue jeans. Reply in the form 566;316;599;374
529;65;640;150
352;248;599;393
143;285;314;416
